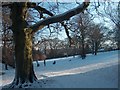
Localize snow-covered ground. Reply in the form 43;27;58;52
0;50;119;88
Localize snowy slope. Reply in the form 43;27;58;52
42;65;118;88
0;50;119;88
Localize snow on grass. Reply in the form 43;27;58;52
0;64;15;87
0;50;119;88
34;50;118;78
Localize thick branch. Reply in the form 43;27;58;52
27;2;54;16
2;3;13;7
61;22;72;46
29;1;90;33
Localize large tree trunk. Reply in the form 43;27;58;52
8;2;37;88
10;29;37;88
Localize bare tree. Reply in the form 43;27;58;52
95;2;120;50
72;13;92;59
88;24;103;55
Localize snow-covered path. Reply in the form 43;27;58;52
0;50;119;88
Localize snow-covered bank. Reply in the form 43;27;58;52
1;50;119;88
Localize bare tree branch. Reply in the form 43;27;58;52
2;3;13;7
61;22;73;47
27;2;54;17
29;1;90;33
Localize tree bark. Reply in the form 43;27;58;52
11;29;37;86
9;3;37;88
